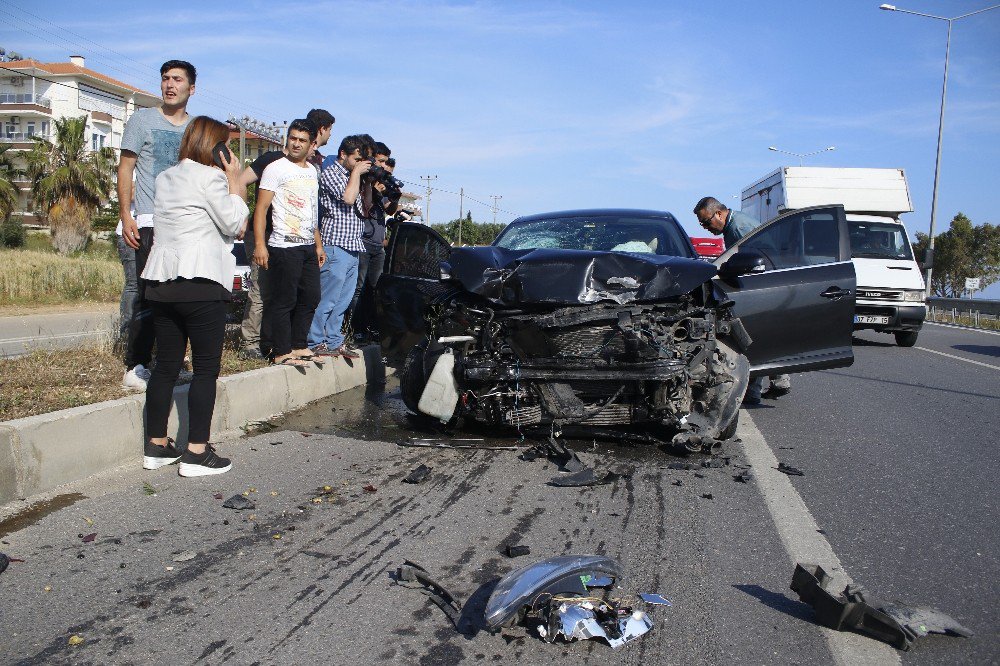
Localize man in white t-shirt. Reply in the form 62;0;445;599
253;119;327;367
117;59;195;391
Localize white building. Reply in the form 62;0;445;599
0;55;161;222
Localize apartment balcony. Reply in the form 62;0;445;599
0;132;49;149
0;93;52;115
91;111;113;124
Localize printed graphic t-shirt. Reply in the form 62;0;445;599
259;157;319;248
120;108;191;224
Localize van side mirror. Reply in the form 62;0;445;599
719;250;767;280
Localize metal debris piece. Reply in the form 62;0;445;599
401;437;517;451
403;464;432;484
582;575;614;588
222;495;256;510
701;493;714;500
777;463;804;476
671;479;683;487
667;462;696;471
396;560;464;628
790;563;973;650
172;551;197;562
506;544;531;558
549;466;629;487
81;533;96;543
639;593;672;606
733;470;753;483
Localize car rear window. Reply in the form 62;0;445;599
495;215;693;258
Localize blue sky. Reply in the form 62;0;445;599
3;0;999;290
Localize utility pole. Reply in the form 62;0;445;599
490;195;502;225
458;187;464;246
420;175;438;224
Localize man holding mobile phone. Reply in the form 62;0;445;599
117;60;196;391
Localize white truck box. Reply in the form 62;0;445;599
740;167;925;347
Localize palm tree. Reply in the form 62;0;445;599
27;116;116;254
0;143;23;222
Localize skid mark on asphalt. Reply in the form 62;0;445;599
739;412;901;666
916;346;1000;370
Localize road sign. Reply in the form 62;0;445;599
965;277;981;291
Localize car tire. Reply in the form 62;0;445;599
400;340;428;413
719;411;739;440
894;331;918;347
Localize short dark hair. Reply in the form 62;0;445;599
693;196;727;217
306;108;335;130
160;60;196;84
385;157;396;168
288;118;317;142
338;134;367;159
357;134;376;159
374;142;390;157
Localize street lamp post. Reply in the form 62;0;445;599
767;145;836;166
879;3;999;296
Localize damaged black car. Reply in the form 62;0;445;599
376;207;855;448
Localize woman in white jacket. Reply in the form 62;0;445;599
140;116;247;477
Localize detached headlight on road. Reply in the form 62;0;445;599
902;290;926;303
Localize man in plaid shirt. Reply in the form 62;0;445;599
308;135;370;357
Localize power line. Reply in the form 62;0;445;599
395;176;519;219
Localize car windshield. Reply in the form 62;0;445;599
494;215;693;258
849;221;913;260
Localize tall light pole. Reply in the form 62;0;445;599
880;3;999;296
767;145;836;166
490;195;502;225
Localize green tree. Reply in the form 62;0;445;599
25;116;116;254
432;213;507;246
912;212;1000;296
0;143;24;222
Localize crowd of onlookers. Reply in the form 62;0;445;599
116;59;408;477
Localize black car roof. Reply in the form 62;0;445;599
511;208;679;223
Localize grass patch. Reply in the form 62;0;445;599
0;330;268;422
0;248;122;307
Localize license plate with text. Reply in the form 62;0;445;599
854;315;889;324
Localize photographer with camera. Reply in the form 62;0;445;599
349;143;402;341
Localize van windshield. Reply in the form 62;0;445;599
848;221;913;260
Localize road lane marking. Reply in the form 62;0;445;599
926;321;1000;337
915;346;1000;371
739;413;901;666
0;329;114;345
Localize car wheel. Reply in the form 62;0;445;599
400;340;428;413
719;411;739;440
894;331;918;347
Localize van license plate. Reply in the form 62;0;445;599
854;315;889;324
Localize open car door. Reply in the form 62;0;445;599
375;222;453;364
714;205;855;376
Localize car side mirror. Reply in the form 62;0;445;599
719;250;766;280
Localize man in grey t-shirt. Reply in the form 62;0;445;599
117;60;195;392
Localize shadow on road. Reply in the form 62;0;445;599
821;371;1000;400
851;336;894;348
733;584;814;623
952;344;1000;358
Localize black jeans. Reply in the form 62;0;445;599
146;300;227;444
125;227;156;369
265;244;321;357
348;247;385;336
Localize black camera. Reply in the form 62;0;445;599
365;163;403;201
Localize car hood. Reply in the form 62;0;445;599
442;246;716;306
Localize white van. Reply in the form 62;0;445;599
741;167;926;347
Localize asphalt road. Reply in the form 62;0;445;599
0;305;118;358
0;322;996;664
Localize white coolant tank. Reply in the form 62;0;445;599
417;350;459;423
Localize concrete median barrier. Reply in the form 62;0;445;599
0;346;381;507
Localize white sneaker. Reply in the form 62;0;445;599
122;364;151;392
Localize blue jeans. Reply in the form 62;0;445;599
116;234;138;338
308;245;358;350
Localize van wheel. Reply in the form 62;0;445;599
894;331;918;347
400;340;428;413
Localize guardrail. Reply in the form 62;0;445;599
927;297;1000;329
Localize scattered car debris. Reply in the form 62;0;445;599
505;544;531;558
548;466;630;487
671;480;683;487
790;563;973;650
81;533;96;543
222;495;256;511
401;437;518;451
701;493;714;500
485;555;654;650
0;553;9;575
362;484;377;493
270;441;283;446
403;464;432;484
639;593;672;606
733;470;753;483
172;551;197;562
67;635;84;646
519;437;587;473
777;463;804;477
396;560;464;628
